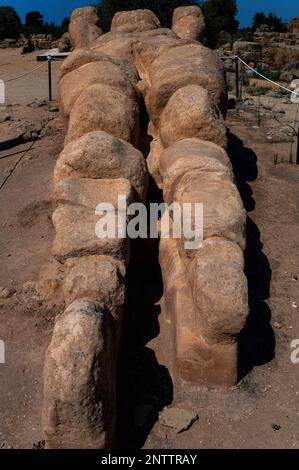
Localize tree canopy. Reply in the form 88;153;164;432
22;10;70;37
200;0;239;47
0;6;21;40
252;12;286;33
97;0;197;31
98;0;239;47
25;10;44;28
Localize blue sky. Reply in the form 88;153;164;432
0;0;297;27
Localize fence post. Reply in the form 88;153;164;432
296;122;299;165
235;56;239;99
48;57;52;101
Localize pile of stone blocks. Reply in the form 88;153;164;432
42;5;248;449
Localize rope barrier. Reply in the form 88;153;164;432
3;58;50;83
237;56;299;97
2;53;298;97
0;141;35;191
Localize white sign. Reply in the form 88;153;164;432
290;79;299;104
290;339;299;364
0;80;5;104
0;339;5;364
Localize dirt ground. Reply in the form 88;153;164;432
0;49;65;449
0;48;299;449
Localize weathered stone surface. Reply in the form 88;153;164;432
94;28;177;47
173;172;246;251
58;61;139;116
159;138;233;203
69;7;103;49
52;204;130;264
132;35;181;79
64;255;125;318
93;34;136;62
53;176;132;209
172;6;205;42
58;48;139;83
159;85;227;149
69;19;102;49
146;136;164;189
64;84;140;147
136;78;150;109
30;34;53;50
39;257;64;283
71;6;100;22
58;32;71;53
92;28;178;62
0;287;16;299
21;38;34;54
187;238;248;345
232;41;262;63
159;405;198;433
176;335;239;387
111;9;160;33
43;299;118;448
52;177;132;264
148;43;227;125
54;131;148;201
159;237;240;387
22;280;62;303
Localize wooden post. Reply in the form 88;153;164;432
48;57;52;101
235;56;239;99
296;122;299;165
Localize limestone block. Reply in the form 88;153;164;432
54;131;148;201
159;85;227;149
64;84;140;147
52;177;133;264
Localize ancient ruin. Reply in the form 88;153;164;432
42;5;248;448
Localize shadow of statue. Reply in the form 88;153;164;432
227;131;275;380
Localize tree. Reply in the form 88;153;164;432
0;6;21;39
61;17;70;34
25;10;44;28
97;0;197;32
200;0;239;48
252;11;286;33
23;10;45;36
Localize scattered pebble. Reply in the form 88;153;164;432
22;279;61;303
273;321;282;330
159;405;198;434
0;113;10;123
29;99;47;109
32;440;45;449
